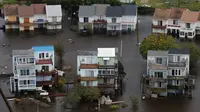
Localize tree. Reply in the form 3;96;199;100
106;0;121;6
0;0;17;7
54;40;66;69
139;34;178;59
130;95;139;112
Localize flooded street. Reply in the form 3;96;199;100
0;15;200;112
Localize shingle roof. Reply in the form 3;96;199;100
169;8;187;19
153;8;171;20
32;4;46;14
148;50;168;56
122;4;137;16
18;6;34;17
12;49;34;56
106;6;123;17
78;5;95;17
93;4;110;16
168;48;190;54
45;5;62;17
180;10;199;23
3;4;19;16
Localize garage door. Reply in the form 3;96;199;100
24;18;29;23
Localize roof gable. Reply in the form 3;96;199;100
32;4;46;14
78;5;95;17
45;5;62;17
3;4;19;16
122;4;137;16
18;6;34;17
106;6;123;17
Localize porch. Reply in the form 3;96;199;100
93;19;107;34
179;28;196;40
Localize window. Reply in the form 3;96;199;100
176;80;179;85
52;16;57;22
98;70;102;74
159;82;162;87
14;66;16;70
39;53;42;58
28;80;35;85
111;70;114;74
178;70;181;75
172;69;174;76
156;58;162;64
158;21;163;26
84;17;88;22
112;18;116;23
23;58;26;63
177;56;180;62
175;70;178;75
103;70;106;74
104;60;107;65
42;66;49;72
180;32;184;36
46;53;49;57
186;23;190;28
24;80;26;85
173;20;178;25
112;26;117;30
27;70;30;75
88;70;94;77
29;58;34;63
154;72;163;78
19;58;22;62
14;57;16;61
20;69;29;75
42;53;44;58
188;32;193;36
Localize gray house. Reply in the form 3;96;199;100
106;6;123;36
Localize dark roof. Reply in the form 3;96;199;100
32;4;46;14
122;4;137;15
0;88;12;112
168;48;190;54
106;6;123;17
3;4;19;16
18;6;34;17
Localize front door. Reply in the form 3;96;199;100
24;26;29;31
24;18;29;23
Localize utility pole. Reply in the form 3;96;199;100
120;40;123;57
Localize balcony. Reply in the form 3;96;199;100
149;63;167;70
5;20;19;25
18;84;36;90
152;24;166;29
36;59;52;65
17;61;35;67
167;25;181;28
146;77;167;82
98;83;115;88
80;64;98;69
98;64;117;69
151;88;167;93
36;81;52;86
168;61;186;67
79;77;98;81
98;74;115;78
93;19;106;23
47;21;62;25
167;76;185;80
36;70;55;76
167;85;185;90
20;23;34;27
33;19;47;24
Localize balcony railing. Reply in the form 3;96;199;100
79;77;98;81
93;19;107;23
180;28;195;31
80;64;98;69
36;59;52;65
98;64;117;69
168;61;186;67
98;84;115;88
36;70;56;76
147;77;167;82
33;20;47;24
167;76;185;80
47;21;62;25
151;88;167;93
167;85;185;90
167;25;181;28
20;23;34;27
5;20;19;24
152;24;166;29
36;81;52;86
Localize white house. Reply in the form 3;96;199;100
121;4;137;33
106;6;123;36
45;5;62;30
77;50;98;87
3;4;19;31
18;5;35;31
179;10;199;40
10;49;36;92
32;4;47;29
78;5;95;33
167;8;187;36
152;8;171;34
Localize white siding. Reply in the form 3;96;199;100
19;16;34;31
46;16;62;30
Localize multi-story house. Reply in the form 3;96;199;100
179;10;199;40
78;5;95;34
167;48;190;96
106;6;123;36
18;5;35;32
3;4;19;32
152;8;171;34
167;8;187;36
121;4;137;33
32;4;47;29
97;48;118;94
45;5;62;30
10;49;36;92
10;46;57;92
77;50;98;87
93;4;110;34
32;46;56;89
146;50;168;97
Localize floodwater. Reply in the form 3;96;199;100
0;15;200;112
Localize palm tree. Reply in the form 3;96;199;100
54;40;66;69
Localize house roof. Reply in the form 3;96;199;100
78;5;95;17
97;48;116;57
3;4;19;16
169;8;187;19
93;4;110;16
106;6;123;17
148;50;168;56
180;10;199;23
122;4;137;16
18;6;34;17
32;46;54;52
77;50;97;56
153;8;171;20
168;48;190;54
32;4;46;14
0;88;12;112
12;49;34;56
45;5;62;17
